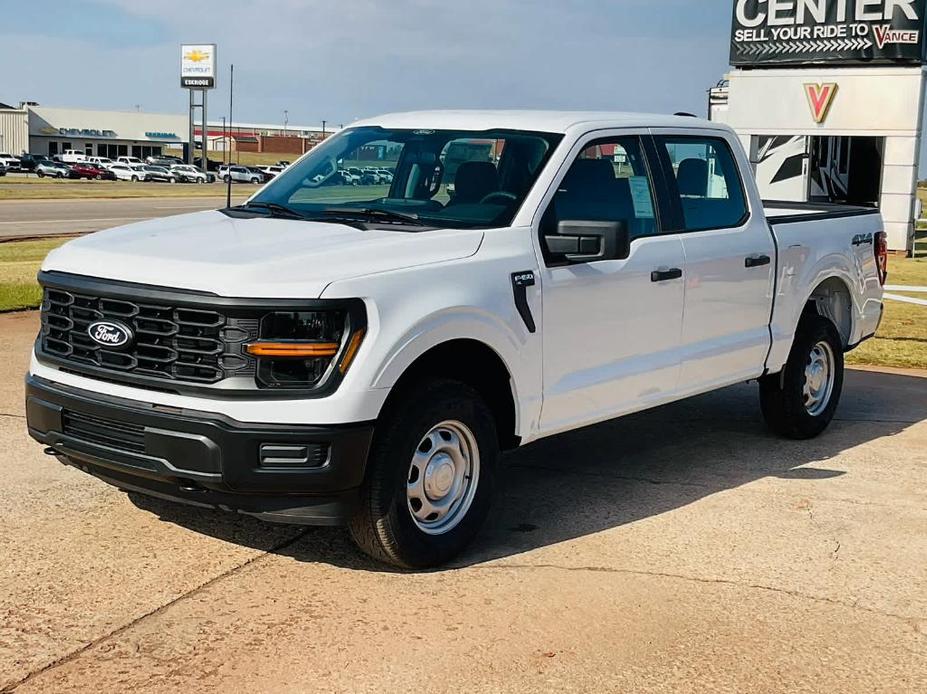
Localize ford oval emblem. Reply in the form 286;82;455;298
87;320;134;350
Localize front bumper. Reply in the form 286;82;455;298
25;374;374;525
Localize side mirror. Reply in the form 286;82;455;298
545;220;630;263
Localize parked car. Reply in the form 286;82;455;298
142;165;178;183
25;111;888;568
170;164;208;183
337;169;360;185
220;165;262;184
85;156;116;169
59;150;87;164
260;165;286;180
108;163;150;182
17;153;51;172
146;155;184;167
0;152;21;169
68;162;116;180
116;156;144;166
35;161;74;178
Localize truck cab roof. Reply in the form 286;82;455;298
352;110;719;134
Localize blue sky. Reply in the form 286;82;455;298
0;0;734;125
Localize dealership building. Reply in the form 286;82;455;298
711;0;927;254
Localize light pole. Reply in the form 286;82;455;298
221;116;227;165
283;110;288;137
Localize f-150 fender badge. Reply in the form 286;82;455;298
852;233;874;247
511;271;537;334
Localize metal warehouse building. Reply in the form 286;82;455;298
0;103;29;155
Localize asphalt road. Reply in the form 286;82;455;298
1;311;925;692
0;195;247;240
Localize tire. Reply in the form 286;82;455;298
131;175;138;182
223;175;231;183
168;177;176;184
759;314;844;440
251;177;260;184
349;379;498;569
95;174;103;180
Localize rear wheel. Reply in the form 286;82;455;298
759;314;844;440
37;171;45;178
349;379;498;568
130;175;139;182
251;177;260;184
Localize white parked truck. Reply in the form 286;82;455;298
27;111;887;567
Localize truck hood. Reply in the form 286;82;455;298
42;210;484;298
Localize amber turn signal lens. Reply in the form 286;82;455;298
245;342;340;358
339;329;366;374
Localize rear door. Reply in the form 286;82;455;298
537;131;686;435
652;130;776;395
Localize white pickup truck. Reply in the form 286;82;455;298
26;111;887;567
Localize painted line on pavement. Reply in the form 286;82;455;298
884;293;927;307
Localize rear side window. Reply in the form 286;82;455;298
657;136;748;232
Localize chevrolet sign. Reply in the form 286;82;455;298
181;43;217;89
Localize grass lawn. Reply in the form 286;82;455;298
0;239;66;311
2;240;925;370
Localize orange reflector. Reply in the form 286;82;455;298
245;342;339;358
339;329;366;374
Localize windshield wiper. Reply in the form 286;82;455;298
239;201;307;220
321;207;428;226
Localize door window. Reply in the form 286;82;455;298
541;136;658;260
657;137;748;232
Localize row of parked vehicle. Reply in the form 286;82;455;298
0;151;293;185
334;166;395;186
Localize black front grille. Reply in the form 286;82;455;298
40;288;258;385
62;409;146;453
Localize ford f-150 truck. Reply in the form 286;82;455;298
26;111;887;568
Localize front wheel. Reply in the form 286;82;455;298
250;177;260;184
759;314;844;440
37;171;45;178
349;379;498;569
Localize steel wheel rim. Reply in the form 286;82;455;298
406;420;480;535
804;340;835;417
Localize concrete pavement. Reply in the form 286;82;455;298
1;312;925;692
0;195;247;240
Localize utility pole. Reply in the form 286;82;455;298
322;120;327;140
284;110;288;137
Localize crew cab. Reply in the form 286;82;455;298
59;150;87;164
26;111;886;568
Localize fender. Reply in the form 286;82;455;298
767;247;859;372
371;307;538;441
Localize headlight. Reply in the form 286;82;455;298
245;306;366;390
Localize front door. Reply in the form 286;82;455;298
538;133;686;436
654;132;775;395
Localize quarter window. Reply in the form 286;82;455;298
657;137;748;232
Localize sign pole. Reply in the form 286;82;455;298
201;88;208;173
187;89;195;165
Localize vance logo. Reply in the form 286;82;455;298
804;83;839;124
872;25;921;50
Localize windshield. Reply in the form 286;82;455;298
249;126;563;229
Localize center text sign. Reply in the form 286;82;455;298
731;0;926;66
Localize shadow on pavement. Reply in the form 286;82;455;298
128;370;927;572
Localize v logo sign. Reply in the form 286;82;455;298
804;83;839;124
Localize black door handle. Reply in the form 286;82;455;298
745;254;771;269
651;268;683;283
